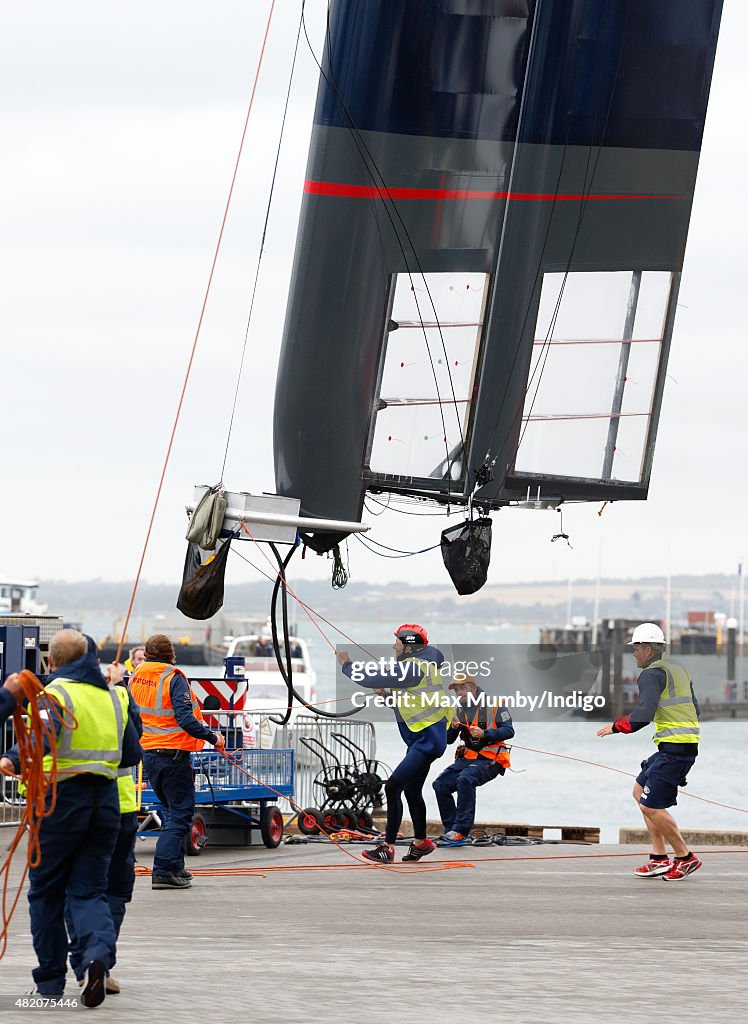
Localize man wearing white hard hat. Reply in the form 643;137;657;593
597;622;702;881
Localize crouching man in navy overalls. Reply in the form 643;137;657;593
433;674;514;846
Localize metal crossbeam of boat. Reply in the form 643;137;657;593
216;507;371;535
187;486;369;545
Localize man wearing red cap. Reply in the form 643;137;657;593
337;624;449;863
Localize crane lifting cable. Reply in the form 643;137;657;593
112;0;278;662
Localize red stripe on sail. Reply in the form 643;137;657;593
303;180;679;202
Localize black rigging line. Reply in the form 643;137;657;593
302;7;465;502
265;542;361;720
354;534;441;560
363;494;391;516
363;535;443;555
220;2;305;481
364;495;452;518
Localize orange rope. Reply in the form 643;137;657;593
239;522;379;660
135;849;748;877
511;742;748;814
216;748;466;875
135;861;471;875
114;0;278;664
0;671;77;960
231;542;380;657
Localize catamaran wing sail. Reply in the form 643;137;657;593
273;0;723;550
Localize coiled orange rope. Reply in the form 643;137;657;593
0;671;77;960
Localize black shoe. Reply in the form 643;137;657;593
361;842;394;863
177;868;193;880
81;960;107;1008
152;872;192;890
402;838;437;862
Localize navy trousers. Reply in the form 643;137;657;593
433;758;503;835
142;751;195;875
66;811;138;980
29;776;119;995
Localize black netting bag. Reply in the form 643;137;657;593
440;518;492;596
176;537;232;619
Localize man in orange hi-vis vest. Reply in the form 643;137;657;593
433;674;514;846
129;634;225;890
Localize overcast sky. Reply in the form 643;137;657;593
1;1;746;601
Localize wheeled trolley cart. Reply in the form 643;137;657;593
137;747;294;853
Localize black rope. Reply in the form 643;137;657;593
268;543;296;726
331;544;349;589
267;542;361;720
354;534;440;560
364;494;453;518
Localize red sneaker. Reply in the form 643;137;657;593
633;857;671;877
662;855;702;881
402;838;436;862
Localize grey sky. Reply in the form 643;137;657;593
1;1;746;597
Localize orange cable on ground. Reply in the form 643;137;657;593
0;671;77;961
114;0;278;664
135;861;471;876
134;848;748;879
216;747;469;875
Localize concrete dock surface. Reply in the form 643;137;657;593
1;837;746;1023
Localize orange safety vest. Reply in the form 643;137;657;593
456;701;511;767
130;660;206;752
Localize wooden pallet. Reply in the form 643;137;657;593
478;822;601;844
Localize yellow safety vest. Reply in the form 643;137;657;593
392;656;449;733
43;680;129;781
117;770;138;814
648;657;700;747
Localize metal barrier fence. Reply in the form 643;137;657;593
1;708;377;826
191;710;376;815
138;748;295;807
283;715;376;814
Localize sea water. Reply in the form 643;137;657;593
300;618;748;843
90;614;747;843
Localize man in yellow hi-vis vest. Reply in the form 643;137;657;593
0;630;142;1007
65;657;142;997
337;623;450;864
597;622;702;881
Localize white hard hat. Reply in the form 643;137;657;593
628;622;665;645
